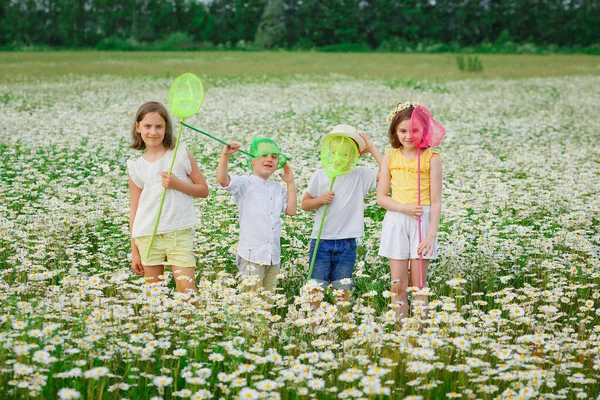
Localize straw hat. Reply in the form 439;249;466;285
320;124;366;152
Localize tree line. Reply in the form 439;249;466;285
1;0;598;51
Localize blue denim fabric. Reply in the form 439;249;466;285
308;238;357;290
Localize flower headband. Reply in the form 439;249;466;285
386;101;420;123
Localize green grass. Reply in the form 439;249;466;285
0;51;598;82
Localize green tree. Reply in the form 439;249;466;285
255;0;286;48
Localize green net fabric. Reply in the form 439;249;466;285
246;137;288;169
320;135;359;178
168;73;204;119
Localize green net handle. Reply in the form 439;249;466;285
307;177;336;280
182;122;253;157
145;120;185;259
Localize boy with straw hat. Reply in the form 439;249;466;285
301;124;383;305
217;137;297;293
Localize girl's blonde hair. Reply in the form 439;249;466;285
388;107;414;149
130;102;174;150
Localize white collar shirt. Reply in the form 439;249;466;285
221;174;287;265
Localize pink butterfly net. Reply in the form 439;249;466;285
410;105;446;149
409;105;446;288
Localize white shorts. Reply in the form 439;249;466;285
378;207;438;260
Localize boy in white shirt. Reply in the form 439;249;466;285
301;125;383;303
217;137;297;293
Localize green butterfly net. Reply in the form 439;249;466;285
147;73;205;259
308;135;359;279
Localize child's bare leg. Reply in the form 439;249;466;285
171;266;197;294
144;265;165;284
409;259;429;319
390;259;409;323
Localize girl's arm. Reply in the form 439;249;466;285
376;153;424;218
418;154;442;256
161;150;209;198
129;178;144;275
280;164;297;216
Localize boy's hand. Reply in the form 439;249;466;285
418;235;436;257
279;163;294;184
359;132;375;155
222;141;241;155
403;204;423;219
319;191;335;205
161;172;181;189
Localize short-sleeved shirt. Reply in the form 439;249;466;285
306;167;378;240
127;143;199;238
221;174;288;265
387;147;439;205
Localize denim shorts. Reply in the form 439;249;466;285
308;238;357;290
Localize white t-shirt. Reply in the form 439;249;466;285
127;143;199;238
221;174;288;265
306;167;378;240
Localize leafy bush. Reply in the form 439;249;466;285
96;37;135;51
151;31;195;51
456;55;483;72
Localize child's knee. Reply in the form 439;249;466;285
392;280;407;298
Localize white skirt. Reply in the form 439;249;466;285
379;207;438;260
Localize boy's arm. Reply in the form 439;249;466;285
217;142;241;187
280;164;297;216
301;191;334;211
301;171;333;211
301;192;321;211
359;132;383;180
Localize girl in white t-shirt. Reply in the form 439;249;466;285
127;102;209;293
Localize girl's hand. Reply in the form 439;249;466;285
161;172;181;189
402;204;424;219
131;251;144;275
359;132;375;155
319;191;335;205
279;163;294;184
222;141;241;155
418;235;436;257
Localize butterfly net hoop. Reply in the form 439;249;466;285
320;135;359;179
410;105;446;149
168;73;205;119
246;137;288;169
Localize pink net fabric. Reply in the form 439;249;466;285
410;105;446;149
